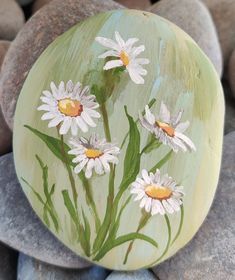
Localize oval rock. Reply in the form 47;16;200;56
13;10;224;270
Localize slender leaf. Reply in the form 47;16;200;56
62;190;79;228
109;195;132;239
24;125;73;164
82;209;91;256
120;106;141;192
120;98;156;149
21;177;45;205
93;232;158;261
109;107;141;235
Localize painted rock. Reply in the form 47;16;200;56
13;10;224;270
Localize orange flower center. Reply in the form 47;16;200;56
120;51;130;66
58;98;83;117
145;185;172;200
85;149;103;159
156;121;175;137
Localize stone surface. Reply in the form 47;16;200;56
116;0;151;9
106;270;157;279
0;242;18;280
0;153;90;269
0;40;12;156
223;81;235;134
152;132;235;280
0;0;25;41
17;253;109;280
17;0;34;6
149;0;223;77
228;49;235;97
0;107;12;155
203;0;235;67
32;0;51;13
0;0;123;130
0;40;10;67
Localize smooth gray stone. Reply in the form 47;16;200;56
106;270;157;279
0;242;18;280
0;153;90;269
17;253;109;280
224;81;235;135
152;132;235;280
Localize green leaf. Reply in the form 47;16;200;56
24;125;74;165
149;150;173;173
93;232;158;261
120;106;141;192
120;98;156;149
82;209;91;256
109;107;141;231
62;190;79;228
109;195;132;239
141;135;161;155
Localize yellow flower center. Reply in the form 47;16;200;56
85;149;103;159
145;185;172;200
58;98;83;117
120;51;130;66
156;121;175;137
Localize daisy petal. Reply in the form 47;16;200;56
103;60;123;70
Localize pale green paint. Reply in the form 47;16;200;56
13;10;224;270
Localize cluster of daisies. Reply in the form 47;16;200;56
37;31;196;216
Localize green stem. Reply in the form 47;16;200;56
149;150;173;173
144;214;171;268
100;102;111;142
59;132;78;209
92;102;114;253
171;205;184;245
140;137;160;155
123;212;151;264
79;173;101;232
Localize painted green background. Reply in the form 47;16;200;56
13;10;224;270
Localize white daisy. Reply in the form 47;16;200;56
95;31;150;85
139;102;196;153
68;134;120;178
131;169;184;216
37;80;101;136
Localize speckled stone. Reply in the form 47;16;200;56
0;0;123;130
32;0;51;13
224;81;235;134
152;132;235;280
0;0;25;40
0;153;90;269
115;0;151;10
228;49;235;97
149;0;223;77
0;40;10;67
106;270;157;279
17;253;109;280
0;40;12;156
0;242;18;280
203;0;235;66
0;107;12;155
